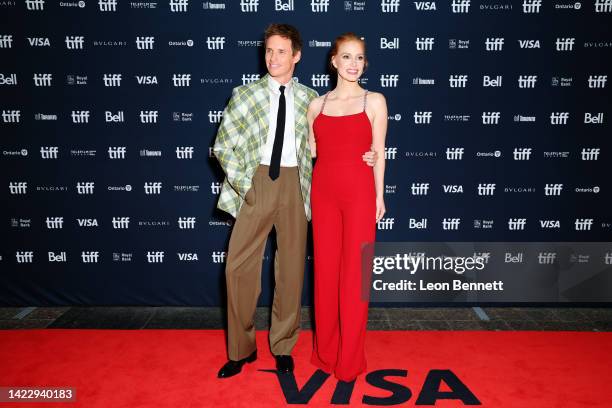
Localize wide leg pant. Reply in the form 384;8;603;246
225;165;307;361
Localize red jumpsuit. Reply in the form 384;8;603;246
310;91;376;382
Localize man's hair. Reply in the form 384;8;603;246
264;23;303;55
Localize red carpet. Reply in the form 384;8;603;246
0;329;610;407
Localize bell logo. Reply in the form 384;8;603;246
555;38;575;51
275;0;294;11
575;218;594;231
240;0;259;12
206;37;225;50
442;218;460;230
135;36;155;50
380;74;399;87
98;0;118;12
538;252;556;264
445;147;464;160
65;36;85;50
33;73;52;87
76;182;95;195
16;251;35;263
170;0;189;12
25;0;45;11
451;0;470;13
105;111;124;123
508;218;527;231
449;75;468;88
415;37;434;51
48;252;67;262
380;37;399;49
485;38;504;51
81;251;100;263
112;217;130;229
477;183;496;196
581;148;600;161
588;75;607;88
414;111;432;124
146;251;165;263
513;148;532;160
311;74;330;88
108;147;126;159
45;217;64;229
518;75;537;88
176;146;194;159
172;74;192;87
584;113;604;124
40;147;59;159
482;75;502;87
178;217;196;229
411;183;429;195
377;218;395;230
522;0;541;13
144;182;163;194
544;184;563;196
381;0;400;12
409;218;428;229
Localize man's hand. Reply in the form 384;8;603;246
362;149;378;167
245;188;255;206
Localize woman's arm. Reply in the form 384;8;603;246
307;97;322;158
370;92;388;222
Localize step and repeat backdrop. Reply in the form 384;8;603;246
1;0;611;305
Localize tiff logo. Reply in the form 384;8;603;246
40;147;59;159
482;112;501;125
16;251;34;263
144;182;163;194
46;217;64;229
544;184;563;196
508;218;527;231
76;182;95;194
605;252;612;265
550;112;569;125
522;0;541;13
172;74;191;87
140;110;159;123
518;75;537;88
108;147;127;159
311;74;330;88
575;218;594;231
112;217;130;229
206;37;225;50
380;74;399;87
211;251;227;263
377;218;395;230
538;252;556;264
2;110;21;123
411;183;430;195
25;0;45;10
451;0;470;13
595;0;612;12
385;147;398;160
415;37;434;51
381;0;401;12
478;183;496;196
147;251;165;263
588;75;607;88
242;74;260;84
71;110;90;124
176;146;194;159
311;0;329;12
442;218;461;230
555;38;575;51
65;36;85;50
0;35;13;48
103;73;122;87
170;0;189;12
136;36;155;50
211;182;222;194
241;0;259;12
81;251;100;263
414;111;432;124
178;217;196;229
98;0;117;11
485;38;504;51
33;73;52;86
581;148;600;161
9;182;28;194
446;147;464;160
449;75;468;88
209;110;223;123
513;148;532;160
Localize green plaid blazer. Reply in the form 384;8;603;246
213;74;318;220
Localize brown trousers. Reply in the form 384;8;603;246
225;165;307;361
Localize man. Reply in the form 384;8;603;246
214;24;375;378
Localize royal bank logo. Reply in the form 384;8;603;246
240;0;259;12
169;0;188;12
377;217;395;230
2;110;21;123
451;0;470;12
485;38;504;51
241;74;260;84
71;110;90;123
9;182;27;194
411;183;429;195
380;37;399;49
16;251;34;263
98;0;117;11
588;75;607;88
483;75;502;87
442;218;460;230
144;182;162;194
584;112;604;124
211;182;222;195
518;75;537;88
146;251;165;263
449;39;469;49
206;36;225;50
40;147;59;159
575;218;593;231
449;75;468;88
595;0;612;12
311;74;330;88
136;36;155;50
555;37;575;51
140;110;159;123
45;217;64;229
508;218;527;231
380;74;399;87
477;183;496;196
0;35;13;48
522;0;541;13
178;217;196;229
67;74;88;85
544;183;563;196
518;39;540;49
581;148;600;160
415;1;436;11
103;73;122;87
415;37;434;51
108;147;126;159
381;0;400;12
550;112;569;125
176;146;194;159
482;112;501;125
445;147;464;160
25;0;45;10
513;148;532;160
65;36;85;50
27;37;50;47
473;220;494;230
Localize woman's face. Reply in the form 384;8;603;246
331;40;366;82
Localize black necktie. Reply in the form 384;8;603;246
269;85;286;180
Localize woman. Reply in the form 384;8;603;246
307;33;387;382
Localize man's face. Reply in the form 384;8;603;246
265;35;301;83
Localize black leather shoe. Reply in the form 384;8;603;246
274;355;294;373
217;350;257;378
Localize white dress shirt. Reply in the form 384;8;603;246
260;76;298;167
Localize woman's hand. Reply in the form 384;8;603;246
375;196;386;222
